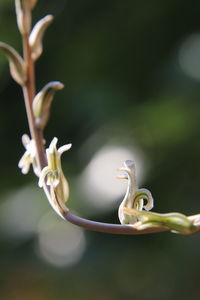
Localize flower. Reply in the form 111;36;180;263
18;134;39;176
117;160;154;225
38;137;71;218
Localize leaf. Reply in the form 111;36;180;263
32;81;64;129
0;42;26;85
29;15;54;61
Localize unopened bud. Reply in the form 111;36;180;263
15;0;37;34
32;81;64;129
29;15;54;61
0;42;26;85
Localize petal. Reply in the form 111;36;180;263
21;134;31;148
58;143;72;156
38;166;51;187
48;137;58;153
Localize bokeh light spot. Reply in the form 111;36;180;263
36;212;86;267
78;144;146;211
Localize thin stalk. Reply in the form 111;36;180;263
64;211;200;235
64;211;168;235
22;33;47;170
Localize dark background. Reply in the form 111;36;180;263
0;0;200;299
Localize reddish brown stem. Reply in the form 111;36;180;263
64;211;168;235
22;33;47;171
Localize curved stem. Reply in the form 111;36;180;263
64;211;168;234
64;211;200;235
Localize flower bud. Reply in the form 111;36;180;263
32;81;64;129
29;15;54;61
0;42;26;85
15;0;37;34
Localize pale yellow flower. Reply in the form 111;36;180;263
18;134;39;176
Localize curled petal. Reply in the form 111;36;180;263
38;166;51;187
58;144;72;156
29;15;54;61
39;138;71;218
32;82;64;129
134;189;154;211
0;42;26;85
118;160;153;225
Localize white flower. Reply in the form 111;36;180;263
38;137;72;218
117;160;154;225
18;134;39;176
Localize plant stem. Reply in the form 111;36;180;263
64;212;200;235
64;211;168;234
22;33;47;171
19;13;200;236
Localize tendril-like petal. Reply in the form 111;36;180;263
118;160;154;225
38;138;72;218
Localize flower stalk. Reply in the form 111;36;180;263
0;0;200;236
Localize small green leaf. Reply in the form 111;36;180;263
32;81;64;129
0;42;26;85
29;15;54;61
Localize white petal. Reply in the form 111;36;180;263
38;166;51;187
58;143;72;155
22;134;31;147
48;137;58;153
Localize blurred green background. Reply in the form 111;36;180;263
0;0;200;299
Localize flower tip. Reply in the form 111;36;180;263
124;160;135;168
45;14;54;22
52;81;64;90
21;134;30;145
38;178;43;188
58;143;72;155
50;137;58;147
